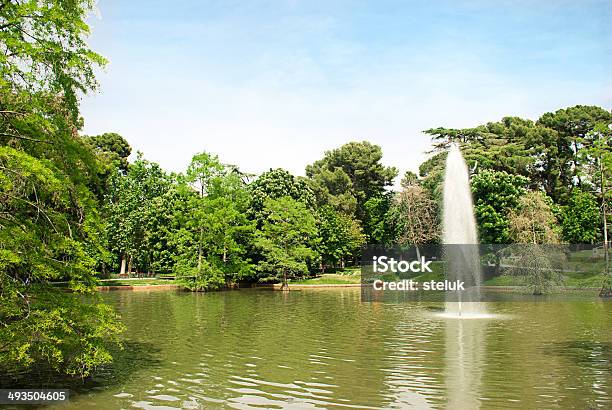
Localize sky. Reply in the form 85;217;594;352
82;0;612;185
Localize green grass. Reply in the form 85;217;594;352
561;270;606;288
291;275;361;285
291;268;361;285
483;275;524;286
99;278;176;287
483;271;604;288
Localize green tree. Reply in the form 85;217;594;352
175;156;255;290
537;105;612;196
471;170;529;243
423;109;612;204
0;0;107;121
249;168;315;223
505;192;564;293
144;182;198;274
1;0;123;378
254;197;318;289
83;132;132;174
306;167;357;215
560;190;600;244
200;172;254;283
186;151;224;197
184;151;224;271
104;154;170;274
316;206;365;271
418;151;447;201
424;118;536;185
400;170;419;189
362;195;394;244
306;141;397;221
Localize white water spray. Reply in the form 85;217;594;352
442;144;486;317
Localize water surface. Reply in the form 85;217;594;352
60;289;611;409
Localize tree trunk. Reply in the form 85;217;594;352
127;256;132;276
415;245;421;261
281;269;289;291
197;227;203;271
494;252;501;276
120;256;126;275
599;156;611;297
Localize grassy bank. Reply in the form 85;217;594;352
290;268;361;285
82;263;606;291
98;278;175;287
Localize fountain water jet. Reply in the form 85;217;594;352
442;144;487;317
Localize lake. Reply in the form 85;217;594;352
59;288;611;409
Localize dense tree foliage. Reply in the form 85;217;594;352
471;171;529;244
2;1;612;383
306;141;397;234
254;197;318;288
1;0;123;378
316;205;365;271
249;168;315;223
83;132;131;174
560;190;600;244
104;154;171;275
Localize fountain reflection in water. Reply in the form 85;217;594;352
442;144;487;317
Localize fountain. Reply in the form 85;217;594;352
440;144;487;318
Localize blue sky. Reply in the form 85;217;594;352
82;0;612;183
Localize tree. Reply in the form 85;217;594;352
505;191;564;295
143;182;198;274
387;184;440;258
400;171;419;189
186;151;224;197
581;124;611;296
306;167;357;215
471;170;529;243
184;152;224;271
424;118;536;186
254;197;318;289
508;191;560;244
423;108;612;204
104;154;170;275
249;168;315;223
560;190;600;244
174;157;255;290
362;195;394;244
1;0;123;378
504;244;564;295
0;0;107;121
306;141;397;222
199;172;254;283
83;133;132;174
316;206;365;271
537;105;612;196
418;151;447;201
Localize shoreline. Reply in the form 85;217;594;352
94;283;603;292
97;284;181;291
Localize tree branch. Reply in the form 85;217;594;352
0;132;51;144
